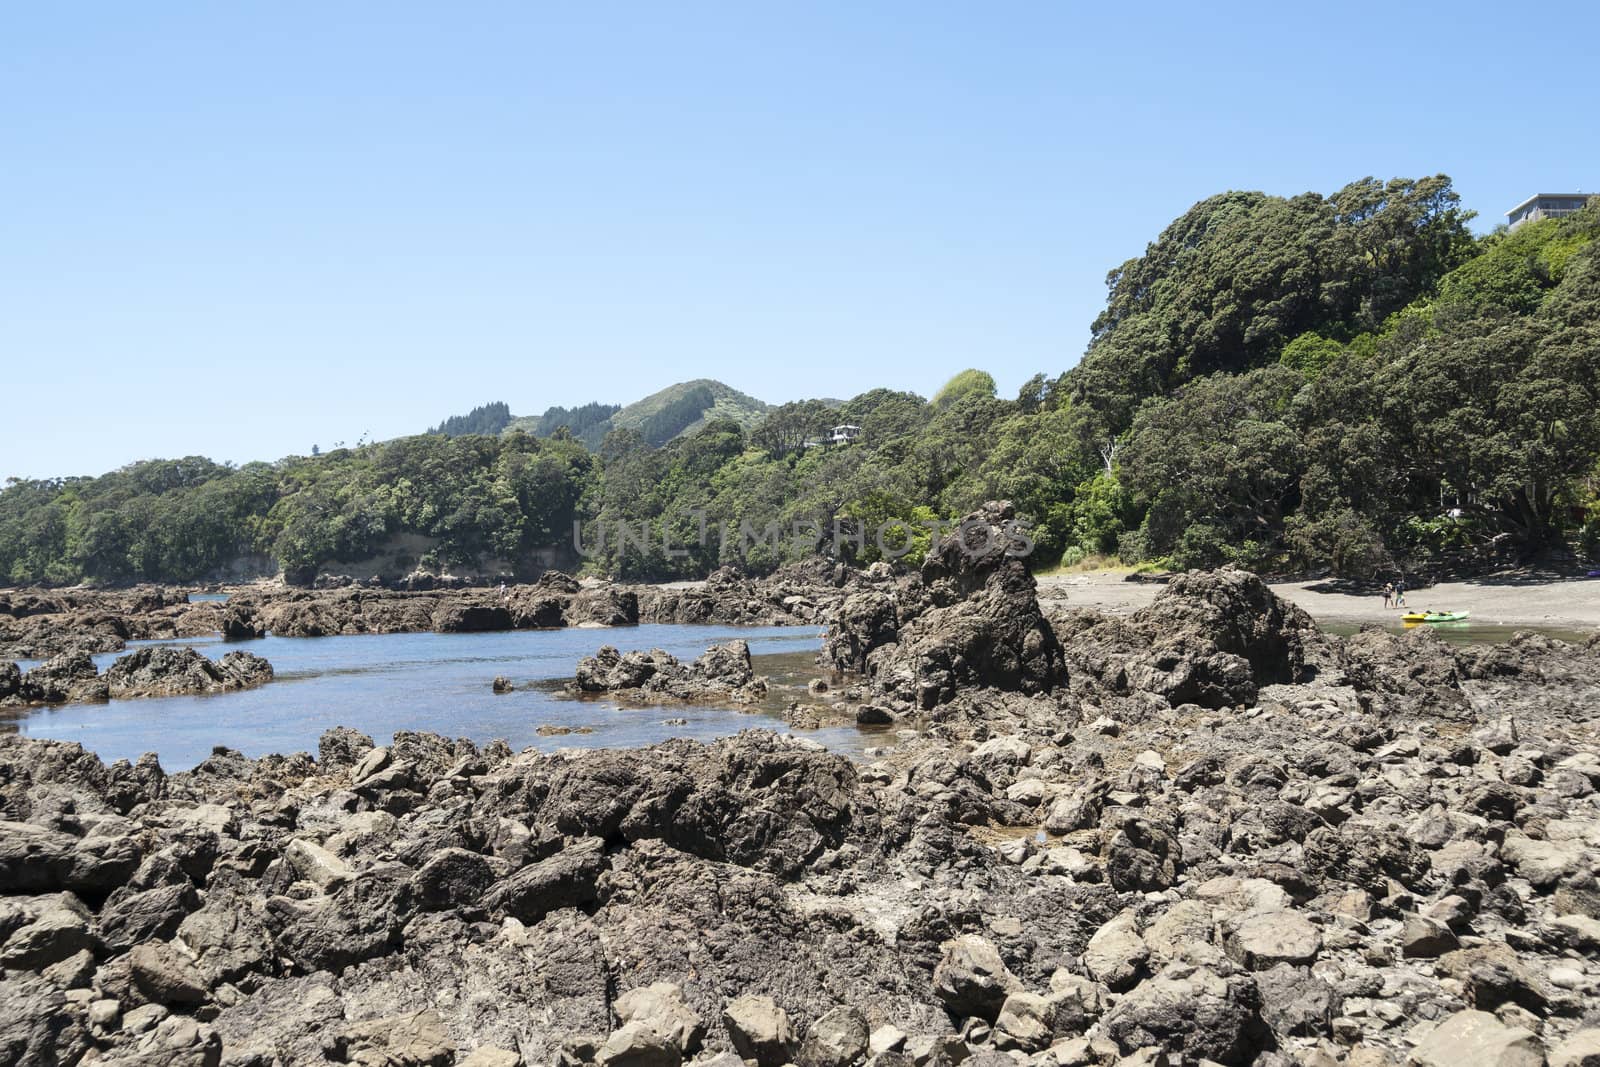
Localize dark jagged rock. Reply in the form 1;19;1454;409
17;652;106;705
1101;964;1266;1063
103;646;274;699
219;604;266;640
431;603;513;633
572;641;768;704
1056;567;1325;709
570;587;641;627
483;836;606;923
486;732;856;877
820;591;897;674
4;645;272;707
1;568;849;661
1340;625;1473;721
829;503;1065;708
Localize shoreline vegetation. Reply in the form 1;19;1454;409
5;177;1598;591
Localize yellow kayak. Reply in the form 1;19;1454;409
1402;610;1470;623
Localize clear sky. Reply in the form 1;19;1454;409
4;1;1598;480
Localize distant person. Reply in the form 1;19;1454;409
498;581;508;600
1382;582;1394;609
1394;578;1407;608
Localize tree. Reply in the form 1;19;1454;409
1376;314;1600;549
751;400;834;458
1279;332;1344;380
1071;177;1475;430
1120;366;1306;569
429;401;513;437
932;369;997;410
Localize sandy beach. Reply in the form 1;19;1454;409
1037;570;1600;632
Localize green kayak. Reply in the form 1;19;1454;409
1402;610;1470;623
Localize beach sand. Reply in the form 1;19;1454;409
1037;571;1600;632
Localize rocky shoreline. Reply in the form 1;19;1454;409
2;505;1600;1066
0;564;853;666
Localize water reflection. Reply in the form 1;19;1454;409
5;625;871;771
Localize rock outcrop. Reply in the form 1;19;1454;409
2;647;273;707
1054;567;1326;709
102;646;274;699
823;502;1065;708
572;640;769;705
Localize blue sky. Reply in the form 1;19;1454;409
4;1;1598;479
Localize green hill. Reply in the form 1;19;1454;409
501;401;621;443
503;378;768;449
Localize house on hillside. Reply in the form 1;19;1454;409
830;424;861;445
1507;192;1594;229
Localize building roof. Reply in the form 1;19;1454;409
1506;192;1593;217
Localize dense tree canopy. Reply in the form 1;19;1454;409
4;175;1597;586
428;402;512;438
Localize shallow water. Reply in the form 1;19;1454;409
3;624;873;771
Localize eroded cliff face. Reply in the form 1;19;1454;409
3;526;1600;1065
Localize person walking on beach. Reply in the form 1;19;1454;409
1394;577;1407;609
1382;582;1394;609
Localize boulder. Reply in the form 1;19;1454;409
1223;910;1321;970
797;1005;869;1067
821;592;898;674
0;897;97;970
932;933;1020;1021
458;1050;523;1067
96;883;197;953
722;995;797;1067
335;1008;454;1067
992;991;1056;1052
432;604;514;633
1253;964;1338;1039
0;973;92;1066
411;847;496;910
1550;1029;1600;1067
19;652;107;704
1341;627;1472;721
1502;832;1586;888
129;940;210;1006
483;837;606;924
1401;913;1460;958
0;820;140;894
1083;911;1149;991
569;588;640;627
1059;568;1322;709
220;605;266;640
853;502;1065;707
614;982;704;1055
595;1022;681;1067
1408;1009;1544;1067
285;838;353;890
1102;963;1265;1064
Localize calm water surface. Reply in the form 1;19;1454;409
4;625;873;771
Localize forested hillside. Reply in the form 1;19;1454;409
428;402;513;438
4;176;1597;586
502;379;770;449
